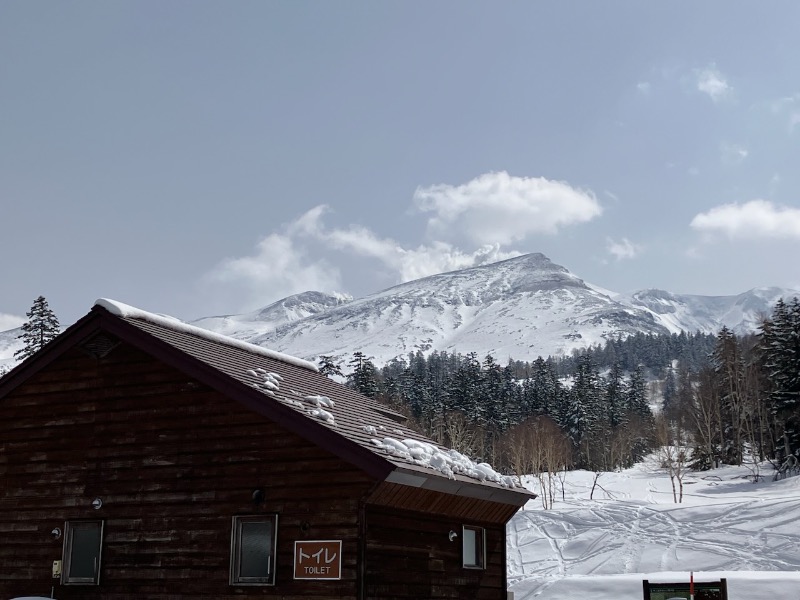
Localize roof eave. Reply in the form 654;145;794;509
385;466;536;507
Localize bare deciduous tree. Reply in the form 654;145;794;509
656;414;689;503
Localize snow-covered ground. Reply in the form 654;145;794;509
508;457;800;599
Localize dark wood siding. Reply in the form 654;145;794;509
365;504;507;600
369;481;520;524
0;342;373;599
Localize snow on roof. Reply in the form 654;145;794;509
95;298;318;372
371;436;521;488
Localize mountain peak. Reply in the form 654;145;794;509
188;254;797;365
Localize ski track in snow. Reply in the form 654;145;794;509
511;496;800;580
509;464;800;598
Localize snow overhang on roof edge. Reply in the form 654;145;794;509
385;467;535;506
94;298;318;372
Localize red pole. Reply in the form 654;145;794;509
690;571;694;600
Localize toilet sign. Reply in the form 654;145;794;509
293;540;342;580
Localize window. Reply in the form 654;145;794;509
230;515;278;585
462;525;485;569
62;520;104;585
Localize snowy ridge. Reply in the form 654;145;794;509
618;286;799;335
190;291;352;341
248;253;671;365
95;298;318;371
0;327;22;371
186;253;797;365
2;255;796;370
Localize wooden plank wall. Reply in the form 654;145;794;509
365;504;507;600
0;341;374;599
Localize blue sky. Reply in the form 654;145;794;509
2;2;799;327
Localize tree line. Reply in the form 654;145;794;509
330;300;800;493
661;298;800;477
338;347;658;476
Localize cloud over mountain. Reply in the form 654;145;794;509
413;171;602;244
691;199;800;240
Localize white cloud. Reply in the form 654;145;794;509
720;142;749;165
298;207;521;282
204;172;602;311
204;203;523;309
0;313;25;331
636;81;651;95
606;237;641;261
790;112;800;132
690;199;800;240
205;224;343;311
695;64;732;103
413;171;602;245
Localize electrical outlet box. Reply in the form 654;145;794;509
52;559;62;578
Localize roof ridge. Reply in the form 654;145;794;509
93;298;318;372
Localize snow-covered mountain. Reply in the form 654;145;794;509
0;327;21;371
3;253;795;368
190;291;352;340
188;253;796;365
617;287;793;335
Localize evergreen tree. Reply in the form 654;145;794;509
605;362;627;429
447;352;484;422
565;355;603;468
624;365;655;464
760;298;800;458
318;355;344;378
14;296;60;362
347;352;380;398
712;327;746;464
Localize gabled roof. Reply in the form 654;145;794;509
0;300;534;508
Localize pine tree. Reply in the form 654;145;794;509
346;352;380;398
712;327;746;464
760;298;800;458
318;355;344;378
14;296;60;362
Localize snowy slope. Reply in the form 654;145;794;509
248;253;669;365
190;291;352;341
0;327;21;371
618;287;798;335
509;460;800;599
196;253;796;365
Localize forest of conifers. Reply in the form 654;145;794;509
331;297;800;483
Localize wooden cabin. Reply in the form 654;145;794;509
0;300;533;599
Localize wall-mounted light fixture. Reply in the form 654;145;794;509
448;530;458;542
92;497;103;510
252;488;265;505
51;527;62;540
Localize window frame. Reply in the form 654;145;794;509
61;519;104;585
461;524;486;569
229;514;279;586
